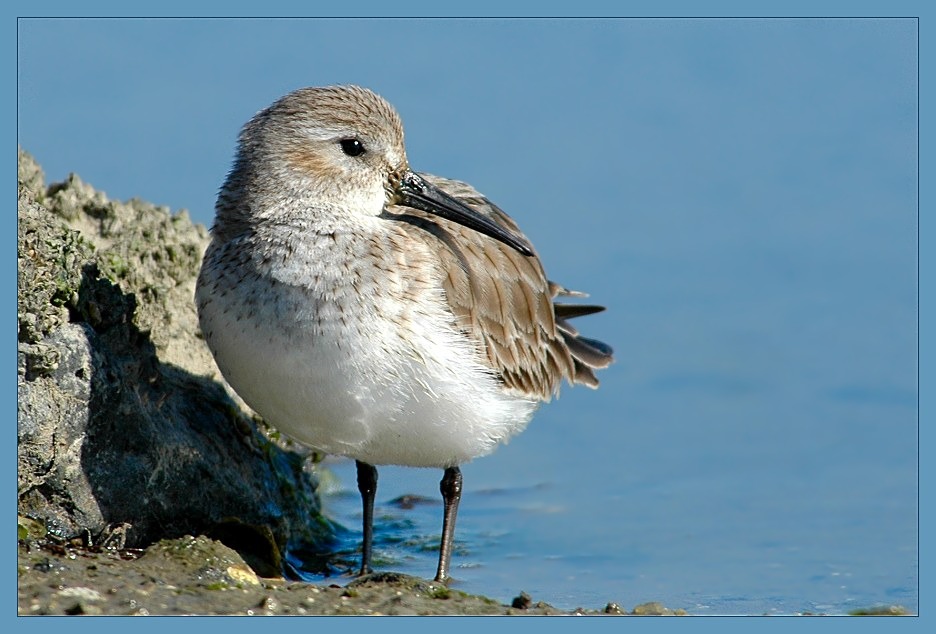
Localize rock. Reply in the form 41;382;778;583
511;591;533;609
631;601;687;616
16;149;332;572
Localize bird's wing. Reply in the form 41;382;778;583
385;173;612;400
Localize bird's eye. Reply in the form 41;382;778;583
339;138;366;157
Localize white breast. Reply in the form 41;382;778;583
196;226;537;468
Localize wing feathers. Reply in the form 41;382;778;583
388;174;613;400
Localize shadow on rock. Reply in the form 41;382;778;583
17;150;336;578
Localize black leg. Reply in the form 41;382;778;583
435;466;463;583
356;460;378;576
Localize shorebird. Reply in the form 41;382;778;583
196;85;613;583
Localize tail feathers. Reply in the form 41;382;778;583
550;281;614;388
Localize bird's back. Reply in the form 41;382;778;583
384;174;613;401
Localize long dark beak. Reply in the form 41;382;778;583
397;171;534;257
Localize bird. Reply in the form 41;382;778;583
195;85;613;583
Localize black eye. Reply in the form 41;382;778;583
339;138;366;157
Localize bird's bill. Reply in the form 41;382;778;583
397;171;534;257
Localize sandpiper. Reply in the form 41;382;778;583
196;85;613;583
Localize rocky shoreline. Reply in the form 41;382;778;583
18;534;687;616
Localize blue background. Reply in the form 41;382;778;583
13;6;923;619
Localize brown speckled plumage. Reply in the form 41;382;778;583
386;174;612;400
